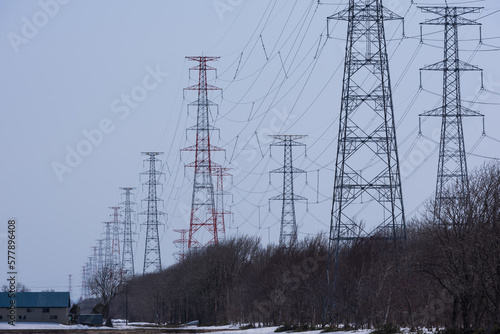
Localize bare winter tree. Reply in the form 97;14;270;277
417;162;500;330
468;163;500;332
87;264;123;327
1;282;31;292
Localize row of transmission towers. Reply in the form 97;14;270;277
80;188;137;299
79;1;486;309
177;58;312;256
81;150;167;294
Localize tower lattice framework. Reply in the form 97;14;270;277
109;206;122;270
212;166;232;242
68;274;72;303
141;152;164;274
81;265;89;300
327;4;406;319
91;246;98;276
182;56;225;248
103;221;113;268
97;239;104;271
173;229;189;262
269;135;307;248
418;6;483;219
121;187;136;276
328;0;406;255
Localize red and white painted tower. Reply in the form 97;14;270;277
182;56;225;248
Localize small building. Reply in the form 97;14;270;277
0;292;70;324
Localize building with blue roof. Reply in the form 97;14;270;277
0;292;70;324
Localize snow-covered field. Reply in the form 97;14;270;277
0;322;374;334
0;321;139;330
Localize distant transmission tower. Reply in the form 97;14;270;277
120;187;136;276
91;246;98;275
182;56;225;248
418;6;483;219
68;274;72;303
141;152;165;274
103;221;113;268
269;135;307;248
328;0;406;252
80;266;88;300
109;206;122;270
173;229;189;262
212;167;232;242
97;239;104;271
87;257;94;278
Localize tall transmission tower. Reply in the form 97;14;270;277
182;56;224;248
328;0;406;251
141;152;164;274
109;206;122;270
418;6;483;219
120;187;136;276
269;135;307;248
326;1;406;322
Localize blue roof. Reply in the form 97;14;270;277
0;292;70;308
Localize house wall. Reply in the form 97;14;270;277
0;307;69;324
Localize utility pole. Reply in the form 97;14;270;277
120;187;136;277
418;6;483;220
269;135;307;248
182;56;224;248
327;0;406;322
141;152;164;274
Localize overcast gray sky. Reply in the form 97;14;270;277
1;0;499;300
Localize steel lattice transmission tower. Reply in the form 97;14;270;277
109;207;122;270
91;246;98;276
87;257;94;278
68;274;72;304
103;221;113;268
80;266;89;300
173;229;189;262
182;56;225;248
328;0;406;253
120;187;136;276
418;6;483;219
212;167;232;242
141;152;165;274
269;135;307;248
97;239;104;271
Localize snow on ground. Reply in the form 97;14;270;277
0;321;143;330
0;322;411;334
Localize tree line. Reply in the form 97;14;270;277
89;163;500;332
